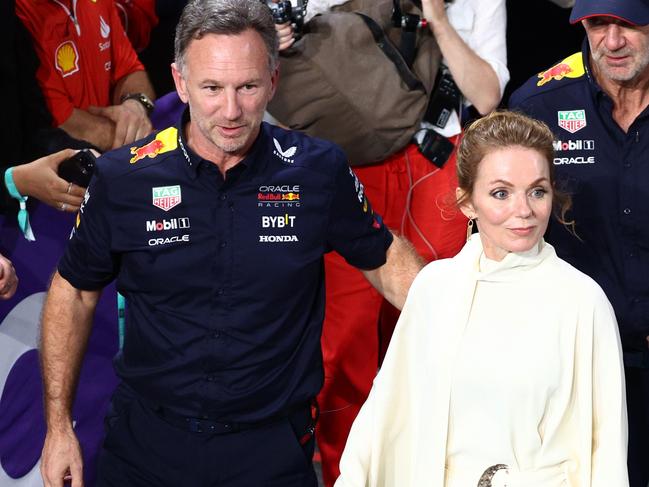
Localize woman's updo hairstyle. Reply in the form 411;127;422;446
456;110;573;227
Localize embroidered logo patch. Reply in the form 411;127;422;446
537;52;585;87
130;127;178;164
273;138;297;164
557;110;587;134
152;185;182;211
55;41;80;77
99;16;110;39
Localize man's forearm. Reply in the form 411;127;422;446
40;272;99;431
362;234;425;310
112;70;156;105
428;18;501;115
59;109;115;152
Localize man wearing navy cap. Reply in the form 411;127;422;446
36;0;424;486
510;0;649;485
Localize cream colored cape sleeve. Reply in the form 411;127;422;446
589;285;629;486
335;266;433;487
336;241;477;487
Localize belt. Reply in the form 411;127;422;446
153;400;318;437
446;461;569;487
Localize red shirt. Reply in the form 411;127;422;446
115;0;158;52
16;0;144;125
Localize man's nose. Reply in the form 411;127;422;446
223;90;243;121
604;24;626;51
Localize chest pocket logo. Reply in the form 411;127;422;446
55;41;80;77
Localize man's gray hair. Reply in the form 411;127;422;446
175;0;279;74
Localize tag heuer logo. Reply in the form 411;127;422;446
558;110;587;133
152;185;182;211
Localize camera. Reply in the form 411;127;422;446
418;128;454;168
267;0;307;32
58;149;96;187
425;66;462;129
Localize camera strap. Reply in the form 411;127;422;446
391;0;424;68
357;13;423;91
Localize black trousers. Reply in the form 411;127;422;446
97;386;318;487
626;366;649;487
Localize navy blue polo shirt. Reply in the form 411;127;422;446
510;41;649;353
58;116;393;421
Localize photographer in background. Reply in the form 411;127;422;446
271;1;510;485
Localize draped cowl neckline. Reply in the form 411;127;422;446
460;233;556;283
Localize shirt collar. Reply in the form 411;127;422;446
582;38;606;99
175;108;270;181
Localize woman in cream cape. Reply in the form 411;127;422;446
335;111;628;487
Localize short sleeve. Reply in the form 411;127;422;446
58;165;118;290
325;154;393;270
448;0;510;97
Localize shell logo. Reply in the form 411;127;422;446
55;41;80;77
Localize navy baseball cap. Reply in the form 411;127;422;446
570;0;649;25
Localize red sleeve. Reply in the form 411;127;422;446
109;1;145;84
15;0;75;126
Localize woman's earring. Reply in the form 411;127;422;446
466;218;475;242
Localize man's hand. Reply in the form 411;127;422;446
0;253;18;299
420;0;449;31
270;0;295;50
40;273;100;487
275;21;295;50
88;100;153;149
41;428;84;487
11;149;87;213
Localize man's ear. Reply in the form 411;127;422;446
171;62;189;104
455;187;475;219
268;65;280;102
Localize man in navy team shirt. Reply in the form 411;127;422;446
37;1;424;486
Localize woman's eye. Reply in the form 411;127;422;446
492;190;508;199
530;188;547;198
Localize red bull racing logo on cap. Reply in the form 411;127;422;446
536;53;585;86
130;127;178;164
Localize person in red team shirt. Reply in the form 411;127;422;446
115;0;159;52
16;0;156;152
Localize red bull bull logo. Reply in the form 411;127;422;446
129;127;179;164
536;53;585;87
282;193;300;201
130;139;165;164
537;63;573;86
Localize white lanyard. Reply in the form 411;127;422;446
51;0;81;36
